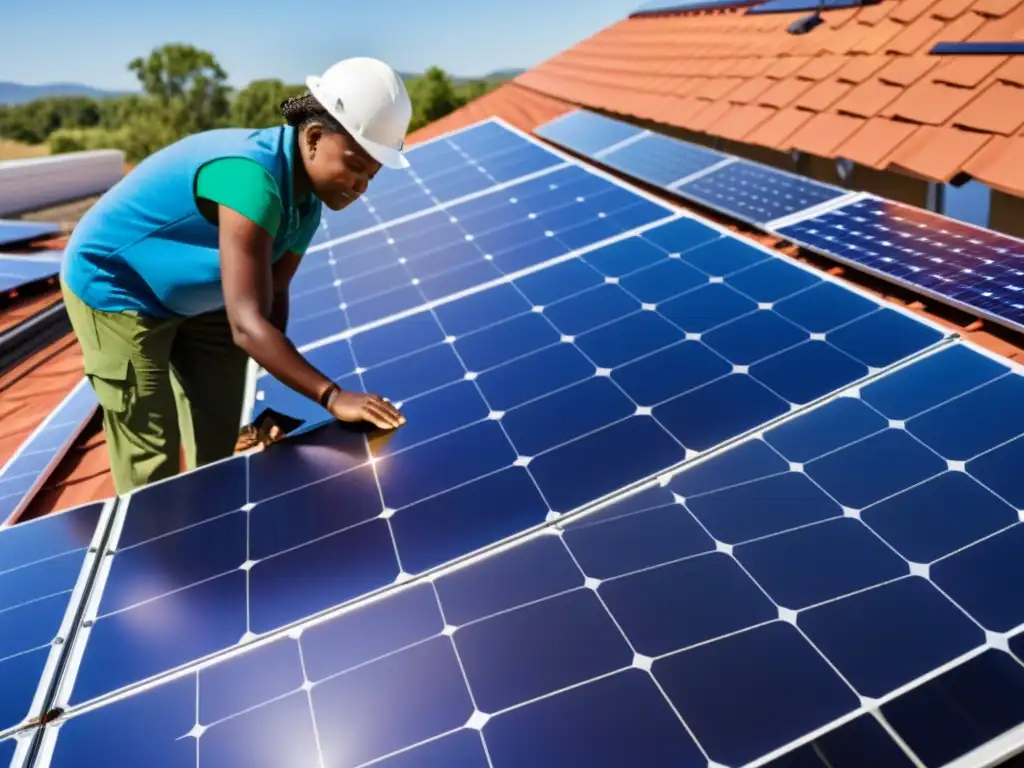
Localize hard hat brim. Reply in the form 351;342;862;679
305;76;410;170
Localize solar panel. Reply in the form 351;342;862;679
56;208;951;709
0;380;98;526
632;0;756;13
931;41;1024;54
601;133;727;188
0;500;109;736
0;255;61;294
0;220;59;249
285;164;675;344
675;159;849;227
746;0;878;13
38;342;1024;766
774;194;1024;334
533;110;645;157
318;120;566;242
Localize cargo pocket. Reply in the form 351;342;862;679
84;355;132;415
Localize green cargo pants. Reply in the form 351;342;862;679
62;281;248;496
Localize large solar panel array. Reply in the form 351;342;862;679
535;109;852;229
774;193;1024;335
0;255;61;295
0;380;98;526
0;221;59;250
3;118;1024;767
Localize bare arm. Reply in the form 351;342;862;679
218;206;403;430
268;250;302;333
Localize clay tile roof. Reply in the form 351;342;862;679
891;0;945;22
882;78;982;123
757;77;818;108
834;78;905;117
964;136;1024;195
714;103;777;140
744;106;817;150
932;0;977;18
887;124;994;180
876;55;942;86
840;117;924;167
995;56;1024;86
883;16;948;54
793;78;854;111
970;0;1024;16
788;111;867;156
796;54;849;81
951;82;1024;134
933;54;1009;86
836;55;892;84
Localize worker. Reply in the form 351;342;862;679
59;57;410;496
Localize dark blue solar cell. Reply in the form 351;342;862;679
49;675;196;768
454;311;559;372
340;264;412;303
100;511;246;614
0;501;101;573
349;310;443;368
71;571;246;705
654;373;790;451
828;309;943;368
502;376;635;457
805;429;947;510
417;260;504;301
612;339;731;406
763;714;916;768
530;416;686;514
685;471;842;544
0;591;69;658
0;646;48;733
581;235;667;277
558;218;624;251
764;396;888;463
564;501;715;578
657;283;756;333
0;738;14;766
405;240;481;280
728;258;820;303
602;552;777;655
487;669;706;767
391;466;549;574
249;464;382;560
535;110;643;155
253;371;360;430
201;690;320;768
377;420;516;510
491;234;568;274
302;582;442;681
514;259;605;305
477;343;595;410
682;237;771;277
800;577;984;697
863;471;1016;563
654;621;859;767
374;381;489;455
291;286;342;321
0;549;81;612
737;518;909;609
434;283;532;335
774;281;877;333
297;334;357;379
455;588;633;712
543;284;641;335
199;636;302;723
361;343;465;402
345;285;422;327
576;310;684;368
752;341;869;405
669;438;789;498
312;636;474;768
618;257;708;303
702;309;809;365
883;650;1024;767
968;434;1024;508
641;217;722;254
909;373;1024;461
604;133;726;186
373;730;489;768
248;425;370;504
932;525;1024;632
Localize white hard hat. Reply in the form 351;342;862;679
305;57;413;170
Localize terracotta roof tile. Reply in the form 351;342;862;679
764;57;813;80
877;55;941;86
823;7;864;28
834;78;905;117
793;78;854;111
726;76;777;104
692;77;746;101
996;57;1024;86
795;54;849;81
757;77;818;108
887;125;993;180
952;82;1024;134
884;16;947;54
839;117;923;167
744;106;816;150
970;0;1024;17
891;0;945;22
933;54;1009;86
788;112;867;156
714;104;777;141
928;10;989;41
853;19;910;54
836;55;891;84
963;136;1024;195
932;0;977;18
686;99;735;132
882;79;981;124
825;23;877;54
968;2;1024;37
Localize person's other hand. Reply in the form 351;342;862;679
327;389;405;430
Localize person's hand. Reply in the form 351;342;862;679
326;388;405;430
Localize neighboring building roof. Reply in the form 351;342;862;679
515;0;1024;196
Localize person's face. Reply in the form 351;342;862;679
302;123;382;211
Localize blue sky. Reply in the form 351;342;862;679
2;0;641;89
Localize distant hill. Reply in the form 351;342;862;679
0;82;134;105
400;68;526;85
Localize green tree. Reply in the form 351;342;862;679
407;67;463;132
231;79;304;128
128;43;231;134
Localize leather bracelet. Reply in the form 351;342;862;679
318;383;340;409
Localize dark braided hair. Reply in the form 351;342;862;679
279;92;344;133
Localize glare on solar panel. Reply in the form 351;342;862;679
39;340;1024;767
600;133;727;188
745;0;878;13
0;255;61;293
533;110;645;157
775;194;1024;335
0;220;60;249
